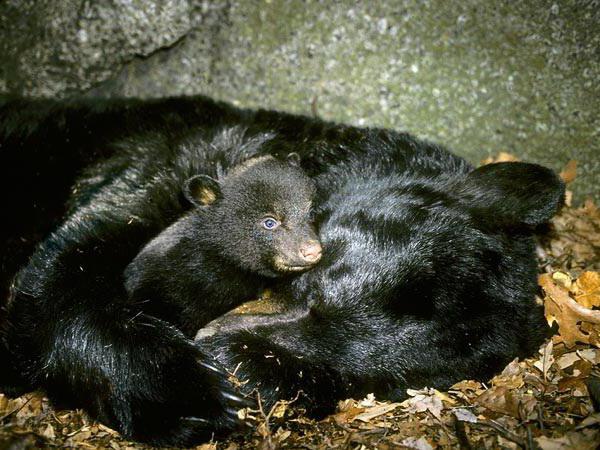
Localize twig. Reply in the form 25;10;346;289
253;389;303;447
310;96;319;118
454;419;473;450
526;425;534;450
473;419;525;447
255;391;270;434
0;395;34;422
374;415;390;446
537;403;544;431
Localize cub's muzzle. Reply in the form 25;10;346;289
299;240;322;264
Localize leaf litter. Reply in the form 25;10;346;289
1;154;599;449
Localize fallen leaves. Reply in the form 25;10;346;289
575;271;600;308
536;428;600;450
402;388;447;420
332;394;402;425
0;392;142;449
538;199;600;272
475;386;520;418
353;402;401;423
540;271;600;348
480;152;521;165
559;159;578;184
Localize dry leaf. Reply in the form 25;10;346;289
273;427;291;442
481;152;520;165
196;444;218;450
402;388;444;419
450;380;483;392
432;388;456;405
519;395;538;421
552;271;572;289
542;340;555;380
66;429;92;443
574;271;600;308
256;422;269;438
536;428;600;450
41;424;56;440
475;386;520;417
556;349;600;369
358;393;377;407
453;408;478;423
576;413;600;430
353;403;400;422
500;358;522;377
398;436;434;450
557;377;588;396
539;200;600;272
270;401;287;419
337;398;355;412
559;160;578;184
540;273;600;347
533;340;555;380
331;406;365;425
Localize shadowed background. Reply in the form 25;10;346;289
1;0;597;201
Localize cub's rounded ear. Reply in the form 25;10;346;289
287;152;301;166
184;175;222;207
460;162;565;227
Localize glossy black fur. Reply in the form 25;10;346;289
124;139;318;336
201;151;564;414
0;95;564;445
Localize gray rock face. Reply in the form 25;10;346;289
0;1;598;200
0;0;197;95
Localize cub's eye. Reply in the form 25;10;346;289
262;217;280;230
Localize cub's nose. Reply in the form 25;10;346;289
300;241;322;264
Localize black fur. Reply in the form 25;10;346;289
124;137;320;336
200;150;564;414
0;95;564;445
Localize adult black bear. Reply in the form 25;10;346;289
0;95;564;445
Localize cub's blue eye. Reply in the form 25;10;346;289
262;217;280;230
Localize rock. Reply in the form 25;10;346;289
0;1;598;201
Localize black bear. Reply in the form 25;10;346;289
125;141;321;336
0;95;564;445
198;151;564;413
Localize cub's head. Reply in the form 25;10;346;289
185;154;321;277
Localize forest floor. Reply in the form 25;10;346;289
1;155;599;449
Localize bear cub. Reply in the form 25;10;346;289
124;154;322;336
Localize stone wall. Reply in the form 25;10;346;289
1;0;597;200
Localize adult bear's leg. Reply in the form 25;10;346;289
197;306;391;417
197;298;521;416
3;169;245;445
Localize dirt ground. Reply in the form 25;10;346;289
1;156;599;449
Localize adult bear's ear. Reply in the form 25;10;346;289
184;175;222;207
460;162;565;227
287;152;301;166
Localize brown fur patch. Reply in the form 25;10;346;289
227;155;274;178
229;292;283;315
197;187;217;205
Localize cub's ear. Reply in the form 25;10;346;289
287;152;301;166
460;162;565;227
184;175;222;207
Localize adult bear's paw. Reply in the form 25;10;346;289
153;353;250;446
79;315;250;446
